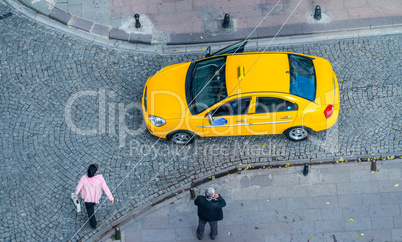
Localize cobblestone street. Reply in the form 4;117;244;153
0;1;401;240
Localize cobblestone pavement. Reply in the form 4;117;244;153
0;1;401;241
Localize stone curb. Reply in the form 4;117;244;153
4;0;402;54
90;153;402;241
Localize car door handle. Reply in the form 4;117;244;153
281;116;292;119
236;120;247;122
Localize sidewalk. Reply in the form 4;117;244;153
14;0;402;44
99;159;402;241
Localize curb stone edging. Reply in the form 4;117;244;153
5;0;402;49
90;153;402;241
10;0;154;44
4;0;402;54
49;7;71;25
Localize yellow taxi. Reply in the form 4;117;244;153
142;41;340;145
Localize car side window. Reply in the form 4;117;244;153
255;97;298;113
213;97;251;117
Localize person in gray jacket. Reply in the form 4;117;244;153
194;187;226;240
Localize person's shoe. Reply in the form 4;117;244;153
210;233;216;240
196;228;202;240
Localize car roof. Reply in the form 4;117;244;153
225;53;290;95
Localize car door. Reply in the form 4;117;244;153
201;97;253;137
249;96;299;135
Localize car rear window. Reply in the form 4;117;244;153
288;54;316;101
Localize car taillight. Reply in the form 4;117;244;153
324;105;334;119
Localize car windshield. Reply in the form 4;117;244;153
186;57;228;114
289;54;316;101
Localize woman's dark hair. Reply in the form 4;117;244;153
87;164;98;178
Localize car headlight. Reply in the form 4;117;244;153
149;115;166;127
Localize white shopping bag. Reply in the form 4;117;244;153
71;193;81;213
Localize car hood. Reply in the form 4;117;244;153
146;62;191;119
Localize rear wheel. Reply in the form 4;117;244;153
169;130;196;145
284;126;309;141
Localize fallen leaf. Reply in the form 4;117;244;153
326;202;330;205
395;184;399;187
356;234;359;238
200;36;203;39
350;218;353;221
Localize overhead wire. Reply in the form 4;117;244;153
69;0;307;239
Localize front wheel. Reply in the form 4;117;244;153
284;126;309;141
169;130;196;145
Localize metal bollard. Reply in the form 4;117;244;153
115;227;121;240
205;46;211;57
134;14;141;28
303;163;309;176
222;13;230;28
314;5;321;20
371;160;377;172
190;187;196;200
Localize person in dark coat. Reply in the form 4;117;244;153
194;187;226;240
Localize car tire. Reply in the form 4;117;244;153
284;126;309;141
168;130;196;145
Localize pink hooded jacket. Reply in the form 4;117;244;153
75;174;114;203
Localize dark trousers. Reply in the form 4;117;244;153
197;219;218;239
85;202;97;228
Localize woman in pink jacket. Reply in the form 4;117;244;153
75;164;114;229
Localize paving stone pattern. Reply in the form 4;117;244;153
0;1;401;241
